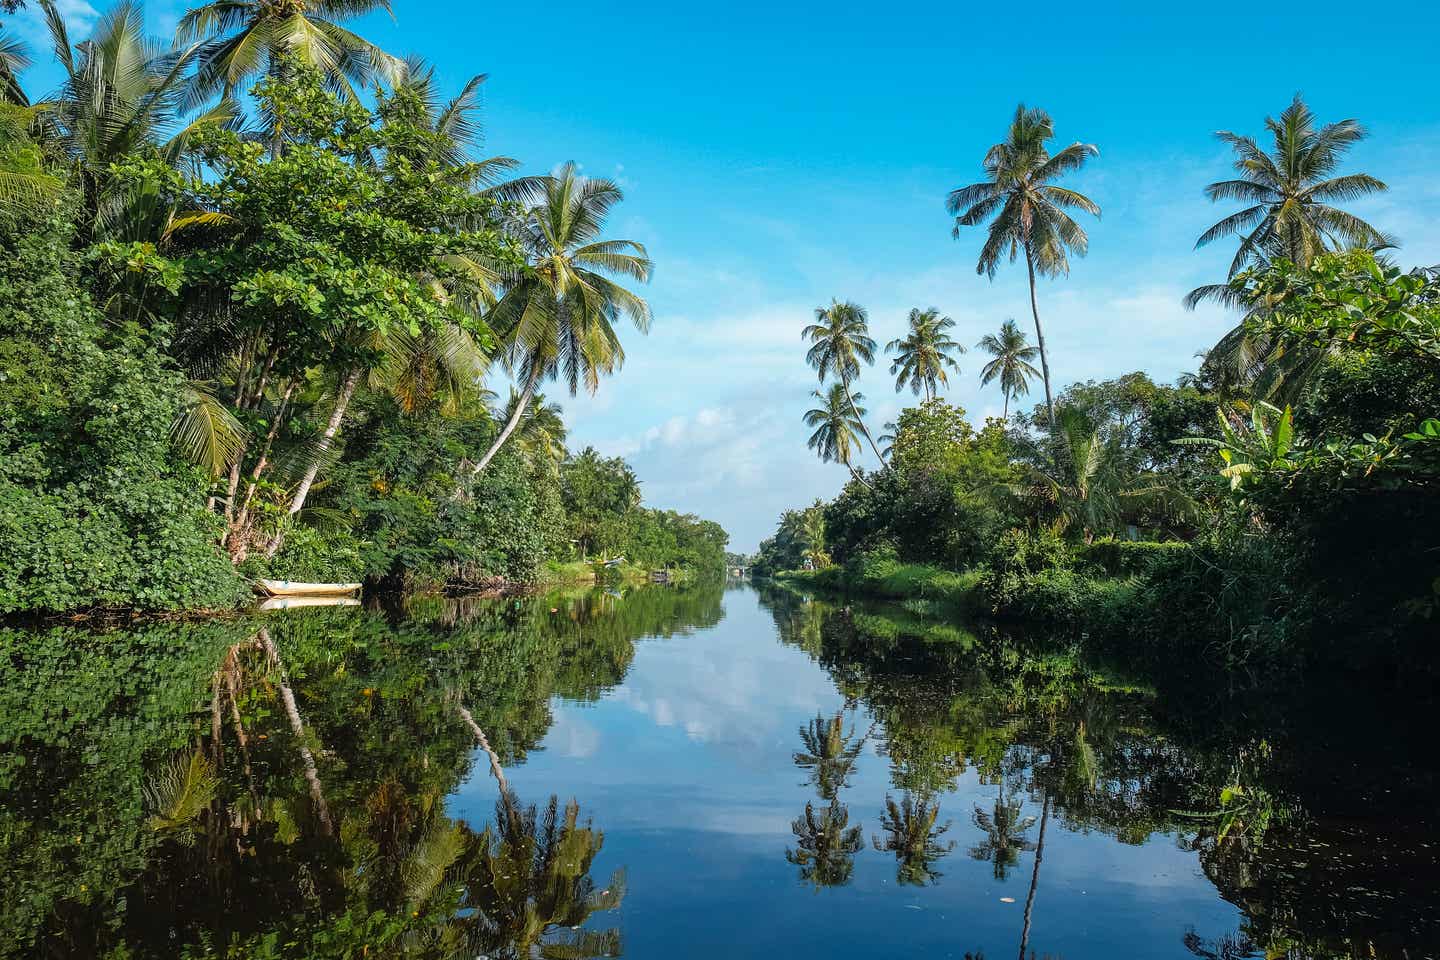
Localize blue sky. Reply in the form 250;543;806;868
15;0;1440;550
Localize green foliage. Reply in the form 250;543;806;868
0;205;244;613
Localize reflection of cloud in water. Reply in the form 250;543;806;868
548;712;601;759
602;609;840;757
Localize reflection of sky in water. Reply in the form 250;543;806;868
449;588;1245;959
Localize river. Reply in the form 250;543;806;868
1;580;1435;958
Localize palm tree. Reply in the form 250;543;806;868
977;319;1041;420
35;0;222;235
786;799;864;889
948;105;1100;425
177;0;403;108
468;162;652;478
798;506;827;569
804;299;887;466
793;712;865;801
886;307;964;400
968;792;1037;880
803;384;872;487
1017;792;1051;960
0;103;62;213
1;23;29;105
1188;95;1389;297
873;793;954;886
1006;409;1194;543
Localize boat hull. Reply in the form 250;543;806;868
254;579;362;597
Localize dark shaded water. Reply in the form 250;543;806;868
1;581;1436;958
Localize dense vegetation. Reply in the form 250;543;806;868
756;101;1439;674
0;2;725;613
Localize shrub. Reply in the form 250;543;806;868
1078;539;1190;577
0;206;244;614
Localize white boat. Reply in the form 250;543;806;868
258;595;362;611
254;579;362;597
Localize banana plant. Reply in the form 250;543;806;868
1176;401;1299;491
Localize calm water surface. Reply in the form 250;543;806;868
2;580;1436;958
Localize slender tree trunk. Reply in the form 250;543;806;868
230;379;297;553
264;367;360;559
1017;791;1050;960
455;700;510;795
1024;245;1056;427
846;463;875;490
1003;390;1010;421
843;377;887;468
469;367;540;479
257;628;333;837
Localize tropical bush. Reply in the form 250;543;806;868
0;205;244;613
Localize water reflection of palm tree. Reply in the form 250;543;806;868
794;713;867;801
1017;792;1051;960
968;792;1037;880
457;791;626;959
872;793;954;885
787;799;865;889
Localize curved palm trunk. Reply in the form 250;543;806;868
230;378;297;555
469;367;540;479
455;700;510;795
1023;246;1056;426
1017;791;1050;960
846;463;875;490
264;366;360;559
257;628;333;837
843;377;887;468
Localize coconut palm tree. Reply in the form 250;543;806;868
977;319;1041;420
468;162;652;478
1006;409;1194;543
947;105;1100;425
887;307;964;400
34;0;225;235
803;383;871;487
177;0;403;108
0;103;62;213
968;792;1037;880
786;799;864;889
873;793;954;886
804;299;887;465
1189;95;1389;294
1;24;30;105
1017;792;1051;960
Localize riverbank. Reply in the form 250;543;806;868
766;536;1296;674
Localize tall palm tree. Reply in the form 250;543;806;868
1188;95;1389;298
36;0;222;235
976;319;1041;420
177;0;403;108
873;793;954;886
1017;792;1051;960
968;792;1037;880
948;105;1100;425
804;299;887;465
1;24;30;105
886;307;964;400
803;383;871;488
468;162;652;478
